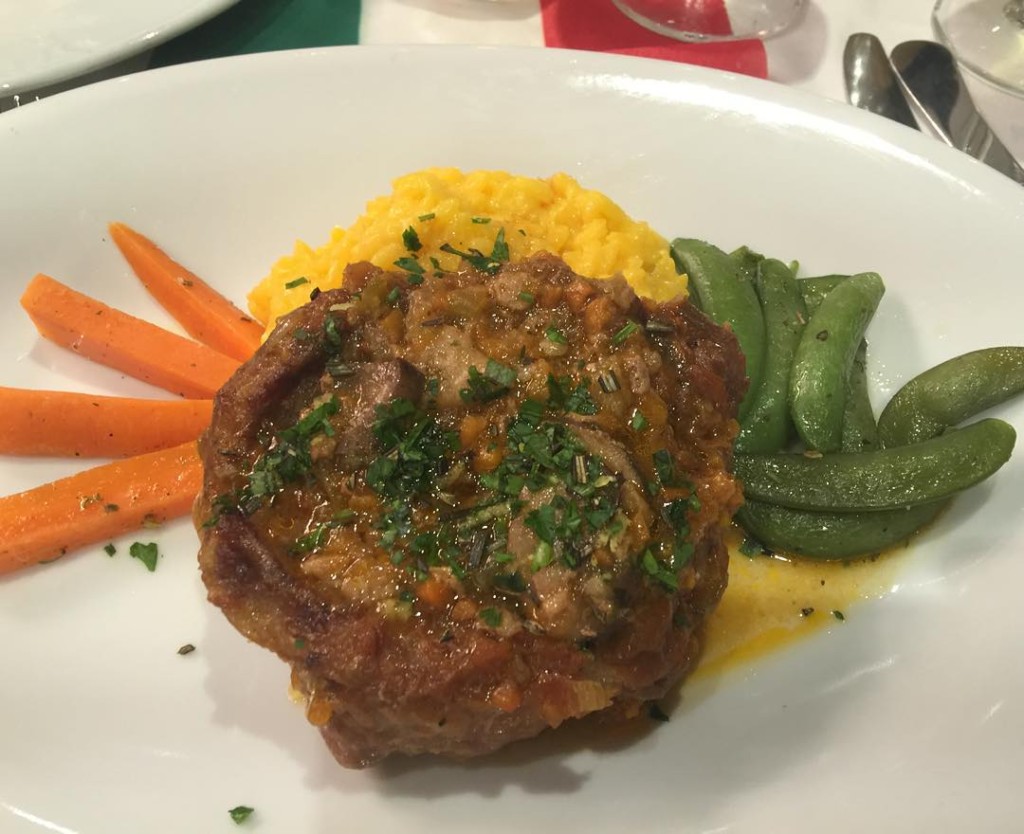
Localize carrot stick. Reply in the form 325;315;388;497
109;222;263;362
0;386;212;458
20;273;241;399
0;441;202;575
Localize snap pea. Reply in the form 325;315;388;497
878;347;1024;448
737;499;945;560
729;246;763;283
737;347;1024;558
789;272;885;452
735;418;1015;512
736;259;807;453
671;238;766;421
840;341;878;452
798;275;847;316
796;274;878;451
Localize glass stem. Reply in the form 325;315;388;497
1006;0;1024;26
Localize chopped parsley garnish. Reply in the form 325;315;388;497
284;276;309;289
459;359;517;403
418;212;435;221
394;256;425;276
471;216;491;224
129;541;159;572
517;291;535;305
439;228;509;275
611;320;640;346
530;541;554;571
177;643;196;656
657;493;699;576
366;399;457;500
672;539;695;570
546;374;598;415
662;498;691;534
641;547;678;591
652;449;687;489
832;610;846;621
323;315;343;350
525;496;585;568
402;225;422;252
630;409;648;431
544;326;567;345
525;503;559;544
103;543;116;557
248;398;338;497
228;806;254;825
490;228;509;262
207;396;340;524
471;401;620;571
377;500;414;560
386;286;401;306
478;607;502;627
291;513;354;554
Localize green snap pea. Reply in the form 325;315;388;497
729;245;763;283
738;346;1024;558
878;347;1024;448
671;238;766;422
789;272;885;452
798;275;847;316
735;418;1015;512
736;259;807;453
797;274;879;451
841;341;878;452
736;499;945;560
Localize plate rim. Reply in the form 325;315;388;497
0;0;240;96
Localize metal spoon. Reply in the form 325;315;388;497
890;40;1024;184
843;33;919;130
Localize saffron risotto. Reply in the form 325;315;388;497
248;168;685;332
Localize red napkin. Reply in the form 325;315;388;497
540;0;768;79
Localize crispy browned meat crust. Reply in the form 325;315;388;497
195;253;745;767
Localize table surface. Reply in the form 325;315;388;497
6;0;1024;159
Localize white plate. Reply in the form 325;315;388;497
0;0;237;96
1;46;1023;834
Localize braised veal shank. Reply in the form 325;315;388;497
196;253;745;767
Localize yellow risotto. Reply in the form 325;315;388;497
248;169;684;332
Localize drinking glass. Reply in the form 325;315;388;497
610;0;807;42
933;0;1024;95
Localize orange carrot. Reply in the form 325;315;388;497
0;441;202;575
0;386;212;458
109;222;263;362
20;273;240;399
